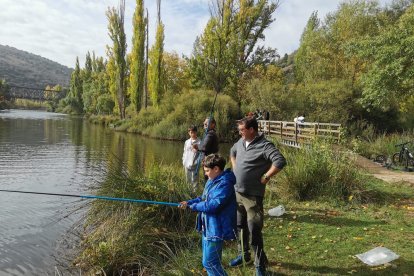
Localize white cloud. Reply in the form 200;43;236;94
0;0;394;68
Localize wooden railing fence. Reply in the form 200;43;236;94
258;120;341;148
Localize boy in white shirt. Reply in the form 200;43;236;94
182;125;201;191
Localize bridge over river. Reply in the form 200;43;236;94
4;85;67;101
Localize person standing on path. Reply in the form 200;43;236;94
229;116;286;276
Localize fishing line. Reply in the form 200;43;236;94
0;189;179;207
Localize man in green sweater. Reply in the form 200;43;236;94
229;116;286;276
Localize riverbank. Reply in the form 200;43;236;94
86;90;240;142
75;141;414;275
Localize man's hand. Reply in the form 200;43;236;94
261;176;270;185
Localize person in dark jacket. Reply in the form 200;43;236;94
193;117;219;156
229;116;286;276
193;117;219;180
179;154;237;276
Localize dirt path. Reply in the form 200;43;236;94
352;154;414;184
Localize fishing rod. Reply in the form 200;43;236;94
0;189;179;207
194;90;220;175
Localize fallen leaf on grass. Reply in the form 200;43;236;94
370;265;388;271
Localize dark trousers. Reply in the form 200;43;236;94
236;192;268;268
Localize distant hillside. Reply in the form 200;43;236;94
276;51;296;83
0;44;72;89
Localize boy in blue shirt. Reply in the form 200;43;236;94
179;154;237;276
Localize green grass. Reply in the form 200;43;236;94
166;177;414;276
260;199;414;275
76;143;414;275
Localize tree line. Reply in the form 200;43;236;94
58;0;414;137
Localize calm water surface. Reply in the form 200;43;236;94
0;109;231;275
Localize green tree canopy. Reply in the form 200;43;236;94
189;0;278;105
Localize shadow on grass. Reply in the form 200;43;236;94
268;211;381;227
356;189;414;205
273;259;414;276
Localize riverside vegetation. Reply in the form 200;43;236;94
75;140;414;275
2;0;410;274
53;1;414;140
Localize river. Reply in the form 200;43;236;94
0;109;231;275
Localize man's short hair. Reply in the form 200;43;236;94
205;117;216;125
237;116;258;132
203;154;226;170
188;125;198;132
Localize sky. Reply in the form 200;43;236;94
0;0;394;68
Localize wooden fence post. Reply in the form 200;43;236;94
295;123;298;143
280;122;283;139
268;121;271;135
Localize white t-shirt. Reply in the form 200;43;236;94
182;138;200;169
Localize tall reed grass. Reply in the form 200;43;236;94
75;162;200;275
271;140;378;203
351;132;414;159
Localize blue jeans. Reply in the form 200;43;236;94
202;237;227;276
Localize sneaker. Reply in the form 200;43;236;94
255;266;266;276
229;255;251;267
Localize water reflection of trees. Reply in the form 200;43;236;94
68;118;233;180
71;120;183;176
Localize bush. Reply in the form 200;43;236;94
274;140;368;202
130;90;239;141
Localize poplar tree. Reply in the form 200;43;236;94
189;0;278;105
148;0;165;107
84;51;93;80
69;57;83;113
0;79;9;97
106;0;127;119
129;0;146;112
